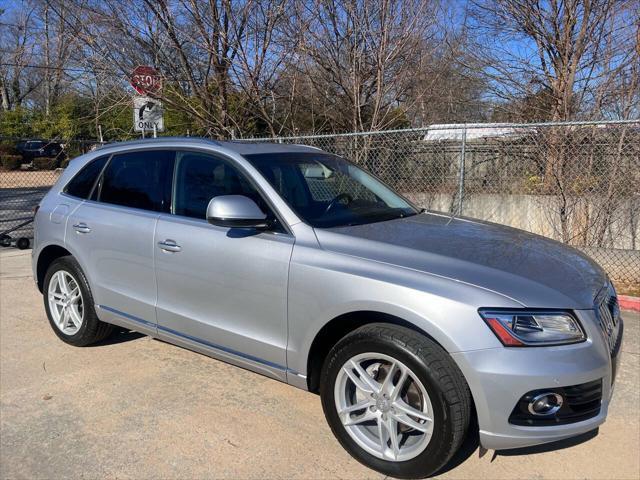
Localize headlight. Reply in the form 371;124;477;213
479;309;586;346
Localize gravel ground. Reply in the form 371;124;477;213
1;249;638;479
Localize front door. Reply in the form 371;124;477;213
154;151;294;379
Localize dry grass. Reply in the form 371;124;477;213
618;283;640;297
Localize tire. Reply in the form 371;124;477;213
0;234;11;247
16;237;30;250
320;323;471;479
43;256;113;346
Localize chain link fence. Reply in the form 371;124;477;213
247;120;640;292
0;137;102;247
0;120;638;292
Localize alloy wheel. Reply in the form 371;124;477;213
48;270;84;335
334;352;435;462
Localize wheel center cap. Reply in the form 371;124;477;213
376;396;391;412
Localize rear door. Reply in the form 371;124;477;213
153;150;294;379
66;149;175;330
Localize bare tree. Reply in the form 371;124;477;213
468;0;636;121
464;0;638;248
294;0;440;133
48;0;251;137
404;28;489;126
590;3;639;121
232;0;291;137
19;0;489;138
0;4;41;111
471;0;633;121
41;1;77;115
467;0;635;188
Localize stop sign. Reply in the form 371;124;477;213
131;66;161;95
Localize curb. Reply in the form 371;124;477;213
619;295;640;313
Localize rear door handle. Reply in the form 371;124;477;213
158;239;182;253
73;222;91;234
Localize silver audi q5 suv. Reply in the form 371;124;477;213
33;138;623;478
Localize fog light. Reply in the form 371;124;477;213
527;392;563;416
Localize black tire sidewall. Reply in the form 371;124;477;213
320;331;460;479
43;256;99;346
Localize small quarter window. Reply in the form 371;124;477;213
64;155;109;199
99;150;175;212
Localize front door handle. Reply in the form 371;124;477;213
73;222;91;234
158;239;182;253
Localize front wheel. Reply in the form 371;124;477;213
320;324;471;479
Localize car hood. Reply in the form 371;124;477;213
315;212;606;309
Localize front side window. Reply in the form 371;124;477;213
99;150;174;212
245;153;417;228
64;155;109;199
173;151;273;222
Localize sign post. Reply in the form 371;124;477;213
133;97;164;133
131;66;163;135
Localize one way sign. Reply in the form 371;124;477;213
133;96;164;132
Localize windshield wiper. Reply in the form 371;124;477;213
342;209;413;226
401;208;425;218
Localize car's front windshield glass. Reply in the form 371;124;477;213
245;152;418;228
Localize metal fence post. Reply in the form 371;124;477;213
457;125;467;215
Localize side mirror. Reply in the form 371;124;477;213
206;195;269;229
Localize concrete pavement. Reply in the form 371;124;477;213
1;249;638;479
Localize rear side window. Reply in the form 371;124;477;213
64;155;109;199
99;150;175;212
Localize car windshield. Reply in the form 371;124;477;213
244;152;418;228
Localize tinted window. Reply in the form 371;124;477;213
173;151;271;221
64;155;109;199
99;150;174;212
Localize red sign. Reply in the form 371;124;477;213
131;66;161;95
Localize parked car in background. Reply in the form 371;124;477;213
32;138;623;478
16;140;64;161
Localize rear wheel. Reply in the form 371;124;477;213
320;323;471;479
43;256;113;346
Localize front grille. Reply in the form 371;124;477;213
597;292;620;354
595;285;624;385
509;379;603;426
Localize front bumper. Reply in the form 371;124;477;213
452;309;621;450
